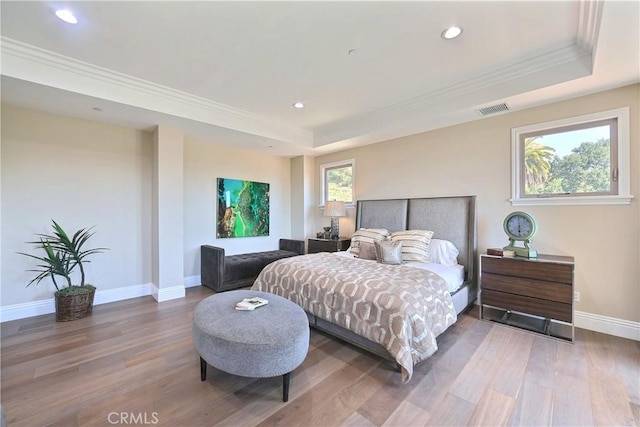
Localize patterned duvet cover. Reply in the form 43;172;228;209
251;252;457;382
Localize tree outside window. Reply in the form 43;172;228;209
523;123;614;196
511;108;630;206
320;160;355;206
326;165;352;202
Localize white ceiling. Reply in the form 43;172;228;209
1;1;638;157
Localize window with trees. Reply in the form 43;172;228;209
511;108;631;206
320;159;354;206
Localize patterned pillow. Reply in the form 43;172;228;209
348;228;390;257
390;229;434;263
357;241;378;260
375;240;403;265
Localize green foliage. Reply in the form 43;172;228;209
328;184;352;202
524;138;555;191
18;221;107;290
17;239;73;291
549;139;610;193
525;138;611;195
327;166;353;202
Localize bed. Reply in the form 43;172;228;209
252;195;477;382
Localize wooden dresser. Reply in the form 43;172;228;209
479;254;575;341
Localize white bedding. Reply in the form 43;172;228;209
334;251;464;293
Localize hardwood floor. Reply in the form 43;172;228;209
1;286;638;426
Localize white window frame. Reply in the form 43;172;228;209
320;159;355;207
511;107;632;206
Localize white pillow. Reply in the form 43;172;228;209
348;228;390;257
427;239;459;266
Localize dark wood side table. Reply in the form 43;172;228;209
307;238;351;254
479;253;575;342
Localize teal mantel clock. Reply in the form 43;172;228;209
503;211;538;258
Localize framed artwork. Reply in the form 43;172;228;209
217;178;270;238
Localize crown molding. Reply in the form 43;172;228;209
314;42;593;146
313;0;602;147
577;0;604;55
0;37;313;147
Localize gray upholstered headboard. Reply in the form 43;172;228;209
356;196;477;284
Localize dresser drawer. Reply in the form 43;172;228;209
482;256;573;284
482;289;572;323
482;273;572;304
307;238;350;254
480;253;575;341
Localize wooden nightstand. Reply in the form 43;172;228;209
479;254;575;341
307;238;351;254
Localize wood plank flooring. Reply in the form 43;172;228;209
1;286;638;426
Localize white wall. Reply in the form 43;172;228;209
1;105;153;308
182;136;292;280
1;105;293;319
290;155;315;242
152;125;185;301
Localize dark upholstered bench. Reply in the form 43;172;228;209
201;239;304;292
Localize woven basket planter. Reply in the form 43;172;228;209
54;286;96;322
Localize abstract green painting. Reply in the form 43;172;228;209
217;178;270;238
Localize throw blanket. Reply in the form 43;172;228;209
252;253;457;382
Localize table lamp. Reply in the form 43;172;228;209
324;200;346;240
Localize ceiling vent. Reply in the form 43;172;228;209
478;103;510;116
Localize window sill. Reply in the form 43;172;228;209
510;195;633;206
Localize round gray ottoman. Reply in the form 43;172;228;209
193;290;309;402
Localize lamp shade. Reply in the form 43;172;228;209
324;200;346;217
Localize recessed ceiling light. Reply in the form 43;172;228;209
348;49;359;56
293;102;305;109
55;9;78;24
441;26;462;40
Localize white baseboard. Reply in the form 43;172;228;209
94;283;153;305
0;283;153;322
184;275;201;288
147;276;201;303
0;298;56;322
1;279;202;322
151;284;186;302
575;310;640;341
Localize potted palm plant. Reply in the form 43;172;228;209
19;220;107;321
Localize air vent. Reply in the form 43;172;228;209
478;103;510;116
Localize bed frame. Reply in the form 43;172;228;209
306;195;478;363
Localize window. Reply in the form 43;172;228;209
511;108;632;206
320;159;354;206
